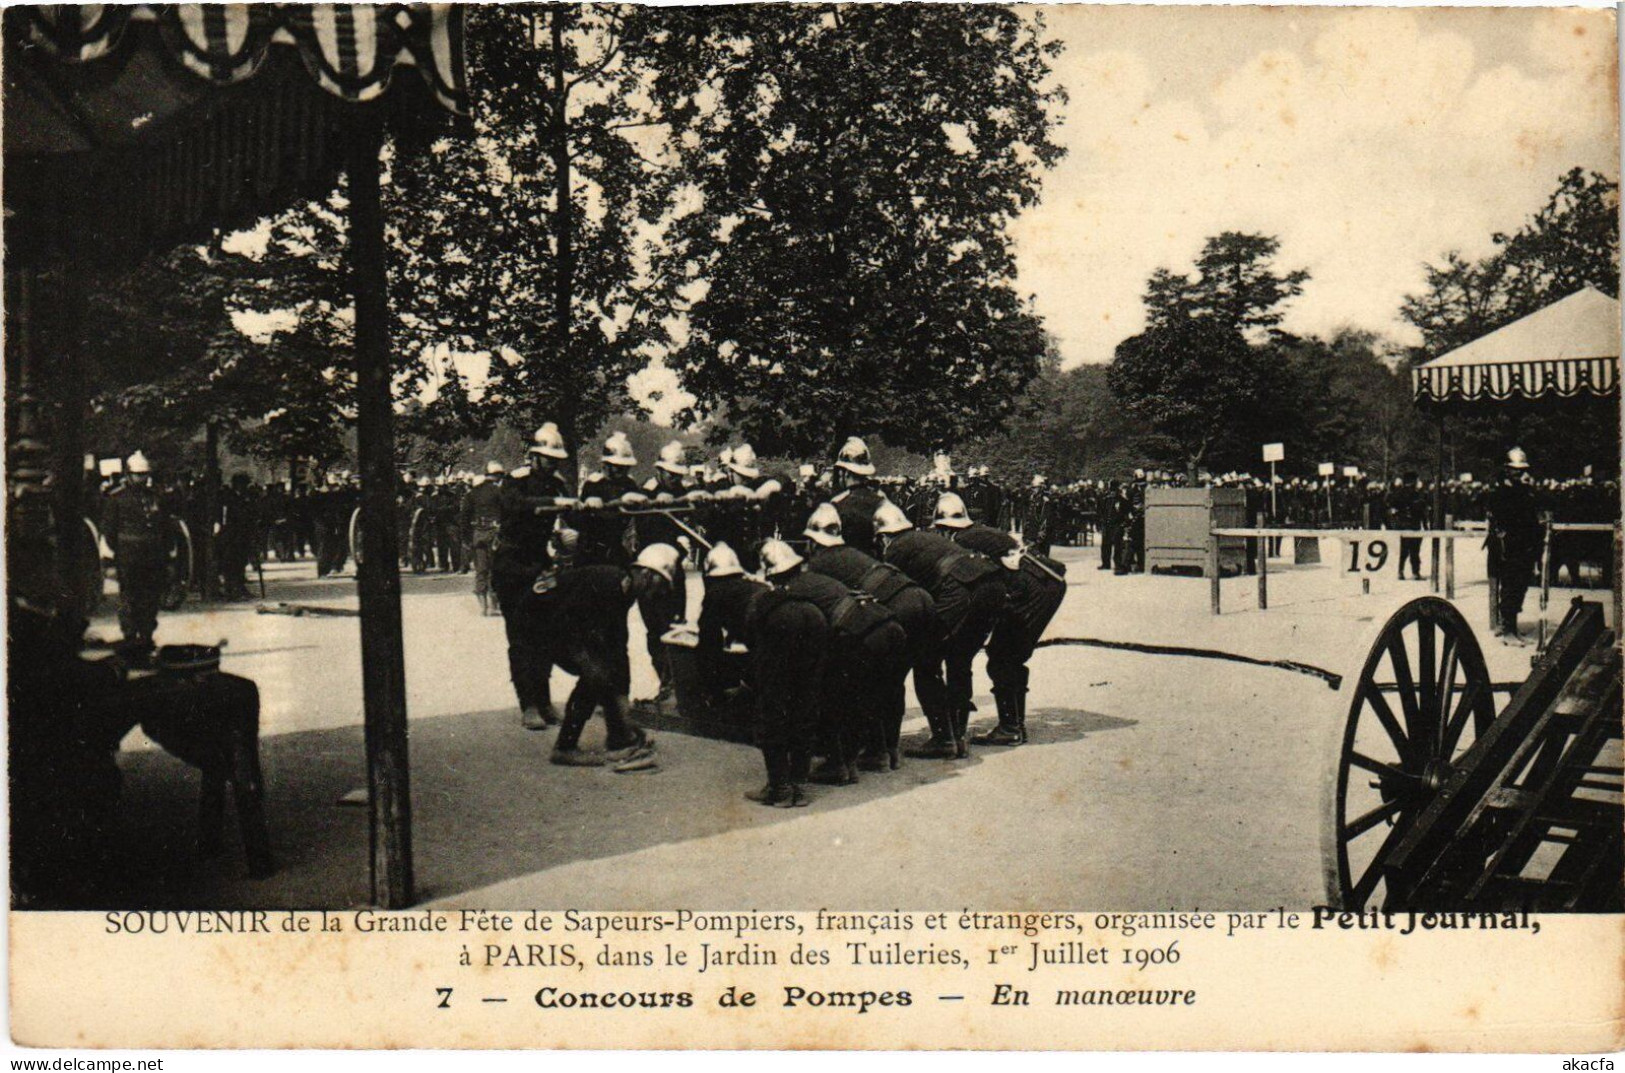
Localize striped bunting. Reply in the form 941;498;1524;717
17;4;466;114
1412;356;1620;404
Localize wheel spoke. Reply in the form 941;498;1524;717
1348;820;1408;908
1349;751;1418;782
1417;617;1438;745
1434;635;1459;754
1386;629;1421;734
1440;679;1486;757
1360;683;1411;761
1344;796;1405;840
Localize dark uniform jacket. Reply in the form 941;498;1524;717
103;483;170;560
575;470;638;565
1488;479;1542;559
832;484;887;556
464;480;503;533
494;471;570;579
882;530;1001;592
698;575;769;696
807;544;922;605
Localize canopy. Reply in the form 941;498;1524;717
1412;288;1621;406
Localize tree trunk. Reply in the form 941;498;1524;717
348;107;415;909
549;7;576;483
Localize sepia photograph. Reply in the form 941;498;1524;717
3;0;1621;1054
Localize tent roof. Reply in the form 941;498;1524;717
1413;288;1620;406
1419;287;1620;370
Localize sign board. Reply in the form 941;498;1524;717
1261;443;1285;463
1342;465;1360;478
1460;473;1473;483
98;458;122;477
1318;462;1335;477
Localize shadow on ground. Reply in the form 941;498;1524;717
84;700;1137;909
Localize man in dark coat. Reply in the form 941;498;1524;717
830;436;888;557
803;502;943;770
873;500;1005;758
1487;448;1543;644
760;539;908;787
700;542;826;808
543;544;674;770
494;425;574;729
101;451;171;656
934;491;1066;746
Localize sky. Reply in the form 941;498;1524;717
1017;5;1620;368
225;4;1620;423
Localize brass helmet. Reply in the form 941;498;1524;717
602;431;637;468
727;443;762;480
835;436;875;476
704;542;746;579
530;422;568;459
803;502;844;547
656;440;687;475
633;542;682;584
933;492;972;529
759;538;805;578
873;499;914;535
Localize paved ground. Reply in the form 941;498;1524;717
90;538;1608;909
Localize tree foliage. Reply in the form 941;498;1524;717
389;4;680;453
646;4;1065;456
1109;233;1306;474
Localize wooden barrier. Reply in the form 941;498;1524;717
1206;527;1491;615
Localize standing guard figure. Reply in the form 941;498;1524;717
1487;447;1543;645
466;461;505;616
101;451;170;659
494;424;573;729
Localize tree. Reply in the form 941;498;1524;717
959;347;1146;481
1110;233;1307;475
646;4;1065;456
388;5;680;459
1400;169;1621;477
1145;232;1310;337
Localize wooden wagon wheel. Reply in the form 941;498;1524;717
408;506;430;574
160;519;194;611
348;507;364;570
1321;597;1498;910
79;517;107;617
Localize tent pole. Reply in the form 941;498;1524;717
348;107;415;909
1433;413;1445;529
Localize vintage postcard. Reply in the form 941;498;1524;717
4;0;1621;1056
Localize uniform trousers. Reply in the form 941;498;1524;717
637;560;687;687
494;572;554;713
552;627;640;753
986;563;1065;694
116;551;166;646
752;600;828;778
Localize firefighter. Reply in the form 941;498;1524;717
633;440;694;705
545;543;677;771
574;432;640;566
1487;447;1543;644
830;436;889;557
873;500;1004;758
935;491;1066;746
102;451;171;658
802;502;944;770
760;539;908;787
494;423;574;729
701;543;826;807
466;461;505;615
